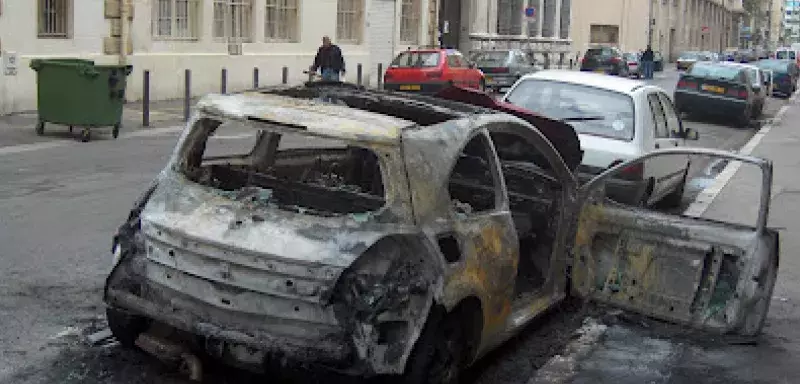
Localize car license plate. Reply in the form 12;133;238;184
399;84;421;91
701;84;725;93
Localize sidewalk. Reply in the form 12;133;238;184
531;98;800;384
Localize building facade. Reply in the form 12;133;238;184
433;0;574;64
572;0;745;61
784;0;800;43
0;0;438;115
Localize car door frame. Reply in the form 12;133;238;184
643;89;676;202
574;147;778;336
655;91;690;189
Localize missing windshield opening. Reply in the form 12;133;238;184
183;122;386;217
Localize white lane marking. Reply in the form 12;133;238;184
684;102;791;217
0;125;186;157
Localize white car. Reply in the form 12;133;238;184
501;70;698;207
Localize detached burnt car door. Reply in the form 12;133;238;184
571;148;779;336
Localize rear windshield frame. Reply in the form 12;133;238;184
471;51;511;65
504;78;637;141
686;63;743;81
390;51;441;68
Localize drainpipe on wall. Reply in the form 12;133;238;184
119;0;129;66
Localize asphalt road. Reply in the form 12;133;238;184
0;67;790;384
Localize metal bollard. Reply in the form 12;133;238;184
569;59;573;69
282;66;288;84
142;70;150;127
221;68;228;94
377;63;383;89
184;69;191;122
544;54;550;70
253;67;259;88
559;54;564;69
357;63;363;86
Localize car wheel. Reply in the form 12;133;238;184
400;307;466;384
737;108;752;128
660;167;688;208
107;307;149;348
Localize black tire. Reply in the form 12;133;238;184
106;307;149;348
400;307;465;384
112;123;121;139
660;167;688;208
35;122;45;136
737;108;752;128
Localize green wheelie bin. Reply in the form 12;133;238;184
29;59;132;142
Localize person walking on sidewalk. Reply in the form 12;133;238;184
310;36;346;82
641;45;655;79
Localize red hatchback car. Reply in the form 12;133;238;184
383;49;486;94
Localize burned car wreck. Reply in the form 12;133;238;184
105;83;779;382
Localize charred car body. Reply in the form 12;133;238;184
105;82;779;382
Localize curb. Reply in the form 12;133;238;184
683;92;797;217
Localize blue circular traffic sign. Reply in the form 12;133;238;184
525;7;535;17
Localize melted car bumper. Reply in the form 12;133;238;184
106;282;356;373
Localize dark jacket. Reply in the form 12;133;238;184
641;48;655;62
312;45;346;72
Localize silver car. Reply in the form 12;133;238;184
470;49;538;92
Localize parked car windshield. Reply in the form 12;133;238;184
755;60;789;73
687;63;741;81
505;79;635;141
679;52;699;59
776;50;796;60
623;53;638;61
390;52;440;67
472;51;510;66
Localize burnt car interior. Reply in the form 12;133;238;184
183;123;386;217
186;83;565;295
448;132;561;297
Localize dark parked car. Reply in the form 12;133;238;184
470;49;538;92
723;48;738;61
674;62;761;127
580;46;628;76
755;59;799;98
653;51;664;71
737;49;757;63
676;52;700;70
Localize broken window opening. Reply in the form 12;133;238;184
183;121;387;217
447;134;501;215
491;132;562;298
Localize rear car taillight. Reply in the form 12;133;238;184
610;57;621;64
383;71;393;81
581;57;588;64
726;88;748;99
677;80;697;89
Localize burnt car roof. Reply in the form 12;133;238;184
196;82;581;170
